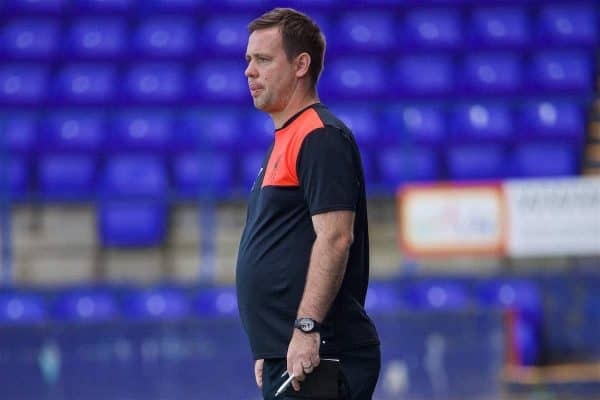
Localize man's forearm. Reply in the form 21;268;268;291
296;234;351;322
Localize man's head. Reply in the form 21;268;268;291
245;8;325;113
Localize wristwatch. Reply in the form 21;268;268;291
294;317;322;333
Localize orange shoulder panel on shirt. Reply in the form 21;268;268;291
261;108;324;188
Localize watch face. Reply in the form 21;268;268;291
299;318;315;332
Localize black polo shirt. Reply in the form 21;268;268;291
236;103;379;360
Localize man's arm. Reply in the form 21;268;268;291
286;209;354;391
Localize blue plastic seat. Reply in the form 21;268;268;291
378;147;439;187
332;12;395;53
329;104;378;147
529;51;592;92
538;4;598;46
2;19;60;58
40;112;104;153
52;289;119;322
245;111;274;149
447;144;507;180
0;64;47;104
0;293;46;324
134;17;195;57
381;104;445;145
194;287;239;318
462;53;522;94
364;281;405;314
321;58;386;100
191;61;247;103
1;113;37;154
6;157;29;199
102;155;167;198
173;152;233;198
55;64;116;103
393;54;454;95
38;154;97;200
173;109;242;151
403;8;462;49
519;101;584;142
122;288;190;321
99;201;167;247
144;0;203;11
125;63;184;103
405;281;470;310
68;18;127;57
5;0;66;12
109;110;173;153
202;15;250;56
450;103;513;142
470;7;530;47
72;0;135;11
513;143;577;177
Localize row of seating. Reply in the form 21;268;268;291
7;142;580;199
2;5;597;59
2;100;586;154
1;51;594;104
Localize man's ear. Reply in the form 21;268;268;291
295;52;311;79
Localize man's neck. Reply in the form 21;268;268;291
271;91;320;130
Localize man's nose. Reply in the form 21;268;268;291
245;61;257;78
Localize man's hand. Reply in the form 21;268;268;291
255;359;264;388
286;329;321;391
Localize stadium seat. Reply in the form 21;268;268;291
40;112;104;152
38;154;97;200
365;281;405;314
55;64;116;103
380;104;445;145
329;104;378;147
192;61;247;103
462;53;522;94
0;64;47;104
519;101;584;142
450;103;513;142
72;0;135;11
173;109;241;151
446;144;507;180
2;19;60;58
7;157;29;199
125;63;184;103
0;293;46;324
469;7;530;47
68;18;127;57
403;8;462;49
393;54;455;95
173;152;234;198
513;143;577;177
99;201;167;247
202;15;250;56
245;111;275;149
134;17;195;57
529;51;593;92
193;287;239;318
5;0;66;12
1;113;37;154
378;147;439;187
109;110;173;153
331;12;396;53
320;58;386;100
102;155;168;198
144;0;202;11
122;288;190;320
538;4;598;46
52;289;119;322
404;281;470;310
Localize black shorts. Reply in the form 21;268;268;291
261;344;381;400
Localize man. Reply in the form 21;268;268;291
236;8;380;400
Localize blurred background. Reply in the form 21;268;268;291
0;0;599;399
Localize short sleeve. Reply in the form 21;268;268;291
297;127;360;216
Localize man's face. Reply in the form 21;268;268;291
245;27;296;113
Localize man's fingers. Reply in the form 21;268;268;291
310;354;320;368
254;359;264;388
